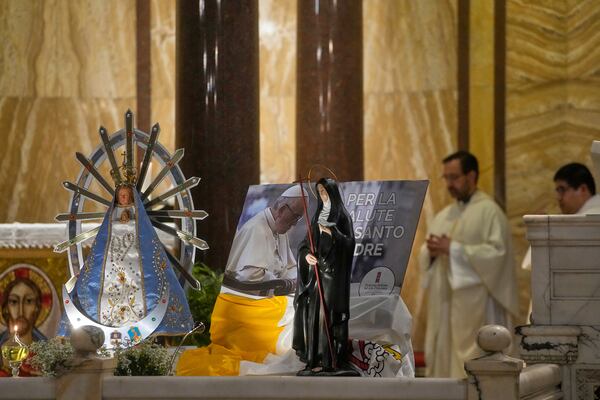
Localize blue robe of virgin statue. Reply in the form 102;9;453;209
60;188;193;337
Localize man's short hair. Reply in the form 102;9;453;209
443;150;479;181
554;162;596;195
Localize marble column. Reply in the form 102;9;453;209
176;0;260;270
296;0;363;181
468;0;496;199
136;0;151;134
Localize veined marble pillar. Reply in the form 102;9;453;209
454;0;508;207
176;0;260;269
467;0;495;199
136;0;151;134
296;0;363;181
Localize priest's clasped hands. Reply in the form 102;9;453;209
426;234;451;257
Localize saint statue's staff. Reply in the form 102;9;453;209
297;178;337;369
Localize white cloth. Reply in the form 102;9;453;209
576;193;600;214
419;190;519;378
224;209;297;284
347;295;415;377
99;205;145;327
240;294;416;377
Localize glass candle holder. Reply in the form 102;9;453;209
1;327;28;377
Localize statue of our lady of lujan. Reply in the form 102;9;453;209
56;111;208;347
72;182;193;336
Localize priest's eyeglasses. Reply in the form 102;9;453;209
442;173;464;182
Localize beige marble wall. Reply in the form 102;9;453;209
506;0;600;321
259;0;297;184
0;0;136;223
469;0;495;197
566;0;600;147
506;0;563;324
507;0;567;234
151;0;176;153
364;0;458;349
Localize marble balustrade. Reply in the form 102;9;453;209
520;211;600;400
0;375;466;400
0;363;566;400
0;323;566;400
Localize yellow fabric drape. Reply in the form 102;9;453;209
176;293;288;376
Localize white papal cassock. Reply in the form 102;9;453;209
419;190;519;378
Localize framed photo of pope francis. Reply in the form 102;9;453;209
222;184;314;297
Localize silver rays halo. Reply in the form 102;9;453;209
54;110;208;291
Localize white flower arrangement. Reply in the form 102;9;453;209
28;338;75;377
114;341;170;376
28;338;170;377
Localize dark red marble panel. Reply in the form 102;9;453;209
296;0;363;182
176;0;260;270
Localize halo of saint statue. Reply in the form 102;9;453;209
54;110;208;349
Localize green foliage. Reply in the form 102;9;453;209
185;263;223;347
113;341;169;376
28;338;75;377
28;338;171;377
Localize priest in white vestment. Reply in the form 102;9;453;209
554;162;600;215
522;163;600;319
522;162;600;271
419;151;519;378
